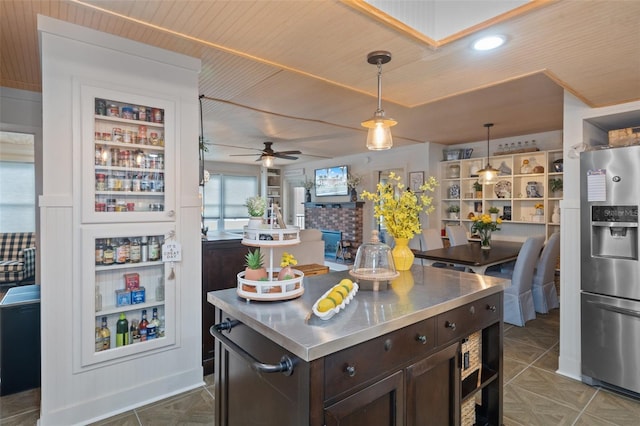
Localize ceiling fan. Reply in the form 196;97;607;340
231;142;301;165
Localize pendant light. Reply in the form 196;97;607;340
478;123;499;185
361;51;397;150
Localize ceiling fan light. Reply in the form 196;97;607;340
262;155;274;167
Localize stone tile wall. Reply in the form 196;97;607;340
304;202;364;245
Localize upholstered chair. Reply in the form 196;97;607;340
532;232;560;313
445;225;468;246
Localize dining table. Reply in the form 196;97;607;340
412;240;523;275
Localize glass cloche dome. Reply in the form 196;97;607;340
349;230;399;286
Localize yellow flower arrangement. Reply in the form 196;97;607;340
361;172;438;240
535;203;544;210
280;252;298;268
470;214;502;248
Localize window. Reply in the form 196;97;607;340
201;173;258;232
0;131;35;232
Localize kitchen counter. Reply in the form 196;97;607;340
207;265;508;362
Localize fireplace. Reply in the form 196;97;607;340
320;230;342;258
305;202;364;257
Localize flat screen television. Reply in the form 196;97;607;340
315;165;349;197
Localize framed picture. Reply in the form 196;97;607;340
409;171;424;192
474;201;483;213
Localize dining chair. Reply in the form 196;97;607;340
421;228;447;268
532;232;560;314
486;235;545;326
445;225;468;246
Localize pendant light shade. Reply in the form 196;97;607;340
262;155;274;168
478;123;499;185
362;51;397;150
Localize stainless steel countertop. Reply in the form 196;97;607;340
207;265;509;362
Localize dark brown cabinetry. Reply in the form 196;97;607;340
201;238;246;374
213;292;503;425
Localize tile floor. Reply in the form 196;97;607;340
2;309;640;425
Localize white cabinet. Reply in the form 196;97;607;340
81;86;176;223
81;223;176;367
78;86;179;369
440;149;563;240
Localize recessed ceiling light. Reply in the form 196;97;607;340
473;35;506;51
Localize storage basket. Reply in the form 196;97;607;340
461;331;482;384
461;396;476;426
609;127;640;147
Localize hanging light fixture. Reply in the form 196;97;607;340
478;123;499;185
361;51;397;150
262;155;274;168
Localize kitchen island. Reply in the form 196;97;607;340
208;265;508;426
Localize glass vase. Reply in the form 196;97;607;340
392;237;414;271
479;229;492;250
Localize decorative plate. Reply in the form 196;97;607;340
494;180;512;198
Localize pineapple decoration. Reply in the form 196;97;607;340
244;248;267;281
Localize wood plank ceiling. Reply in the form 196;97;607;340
1;0;639;165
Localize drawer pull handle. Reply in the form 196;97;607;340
345;365;356;377
384;339;393;351
417;335;428;344
487;305;497;312
445;321;456;330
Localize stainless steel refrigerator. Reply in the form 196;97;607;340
580;145;640;396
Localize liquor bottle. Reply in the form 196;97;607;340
158;315;165;338
95;326;103;352
130;238;141;263
100;316;111;350
138;310;149;342
103;239;115;265
95;285;102;312
115;238;126;264
95;239;104;265
149;236;160;261
156;271;165;302
141;236;149;262
147;308;160;340
116;313;129;347
130;319;140;344
121;237;131;263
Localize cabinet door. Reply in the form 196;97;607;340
80;85;176;224
79;223;176;369
405;342;460;426
324;370;404;426
201;239;247;375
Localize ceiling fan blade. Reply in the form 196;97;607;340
230;153;261;157
274;150;302;155
274;154;298;160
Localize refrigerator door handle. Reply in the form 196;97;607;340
587;300;640;318
591;221;638;227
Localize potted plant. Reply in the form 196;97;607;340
244;248;267;281
472;180;483;198
447;204;461;219
278;252;298;280
488;206;500;222
245;196;266;228
549;178;563;197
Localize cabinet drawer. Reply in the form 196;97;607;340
324;317;435;400
436;293;501;346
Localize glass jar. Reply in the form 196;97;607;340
447;164;460;179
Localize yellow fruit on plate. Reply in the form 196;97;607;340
333;285;349;298
339;278;353;291
317;298;335;312
328;291;344;305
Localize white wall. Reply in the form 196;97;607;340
558;93;640;381
38;16;202;425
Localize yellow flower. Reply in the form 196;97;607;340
535;203;544;209
471;213;502;233
280;252;298;267
360;172;438;240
